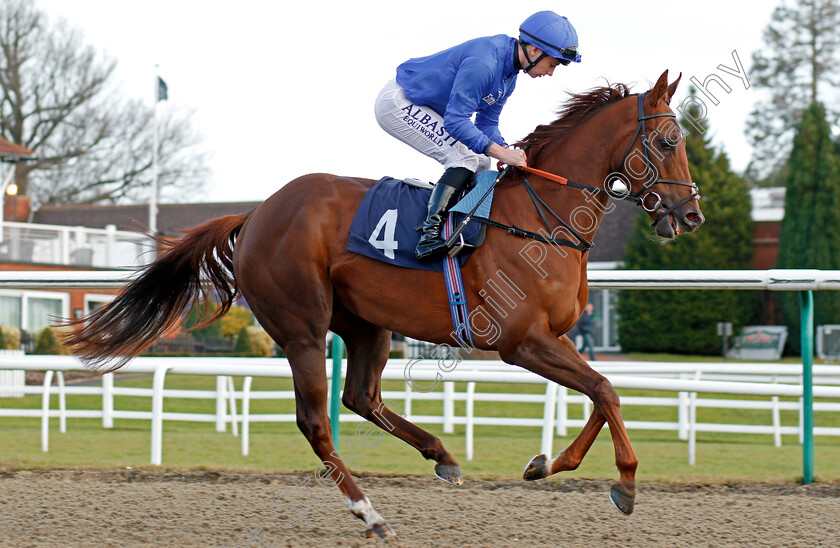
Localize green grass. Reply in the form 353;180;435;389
2;374;840;483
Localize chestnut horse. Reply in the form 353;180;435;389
67;70;703;538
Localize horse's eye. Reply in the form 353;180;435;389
659;140;674;151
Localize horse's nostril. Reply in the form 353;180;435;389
685;212;704;226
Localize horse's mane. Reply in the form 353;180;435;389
515;82;633;163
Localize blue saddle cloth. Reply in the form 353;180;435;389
347;171;497;272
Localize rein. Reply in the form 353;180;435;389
468;92;701;253
470;169;597;252
502;92;699;239
445;166;593;252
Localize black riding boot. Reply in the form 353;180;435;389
415;167;474;261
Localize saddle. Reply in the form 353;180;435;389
347;171;498;272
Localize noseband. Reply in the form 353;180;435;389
617;93;699;226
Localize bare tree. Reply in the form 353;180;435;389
747;0;840;182
0;0;207;206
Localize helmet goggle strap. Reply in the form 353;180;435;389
519;40;548;73
556;46;578;63
556;46;576;66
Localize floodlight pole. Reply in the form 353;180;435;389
150;74;161;243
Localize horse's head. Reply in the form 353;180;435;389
611;70;704;239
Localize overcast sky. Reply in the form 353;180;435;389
38;0;779;203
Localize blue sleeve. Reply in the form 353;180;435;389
443;58;496;155
475;96;508;149
477;75;516;149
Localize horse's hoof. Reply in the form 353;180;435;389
434;464;463;485
523;454;550;481
609;483;635;516
365;522;396;539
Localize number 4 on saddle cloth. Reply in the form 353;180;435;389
347;171;498;273
347;171;497;347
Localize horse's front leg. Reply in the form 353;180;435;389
502;332;638;515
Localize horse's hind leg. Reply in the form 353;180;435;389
331;308;463;485
504;333;638;515
283;341;396;538
249;288;395;537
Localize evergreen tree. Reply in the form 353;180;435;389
617;90;756;354
775;101;840;352
747;0;840;182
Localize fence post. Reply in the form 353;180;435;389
687;371;701;465
241;376;253;457
771;375;781;448
330;334;344;450
678;373;689;440
57;371;66;434
800;290;814;484
688;390;697;465
556;385;567;436
227;376;238;437
41;370;54;452
540;382;557;457
403;381;413;420
798;397;804;445
215;376;226;432
102;372;114;428
443;382;455;434
150;365;171;465
465;381;475;461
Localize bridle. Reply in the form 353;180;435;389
472;91;701;253
616;93;700;226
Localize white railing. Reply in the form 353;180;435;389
585;269;840;290
0;221;153;268
0;268;836;481
1;268;838;289
2;355;840;466
0;350;25;397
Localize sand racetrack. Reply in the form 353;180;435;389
1;470;839;547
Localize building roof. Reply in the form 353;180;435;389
0;136;33;161
33;202;261;236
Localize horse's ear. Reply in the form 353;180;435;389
665;73;682;105
647;70;670;107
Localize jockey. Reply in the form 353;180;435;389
374;10;581;261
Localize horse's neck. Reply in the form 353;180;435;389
496;136;615;243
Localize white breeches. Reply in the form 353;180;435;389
374;79;492;173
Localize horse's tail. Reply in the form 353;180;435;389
64;212;253;372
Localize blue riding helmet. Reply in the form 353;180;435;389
519;11;581;65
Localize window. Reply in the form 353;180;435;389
0;290;69;333
85;294;115;315
26;297;63;333
0;295;22;328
